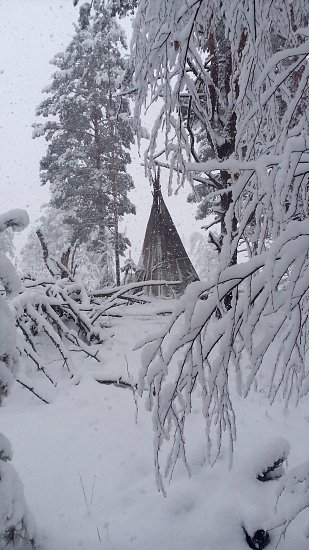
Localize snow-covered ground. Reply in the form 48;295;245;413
1;302;308;549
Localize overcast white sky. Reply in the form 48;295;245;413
0;0;201;261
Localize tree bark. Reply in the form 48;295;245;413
109;91;121;287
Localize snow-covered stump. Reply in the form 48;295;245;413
0;210;38;548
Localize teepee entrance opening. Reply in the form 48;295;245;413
134;168;199;297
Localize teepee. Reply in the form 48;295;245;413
135;169;199;297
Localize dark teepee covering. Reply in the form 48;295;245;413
135;172;199;297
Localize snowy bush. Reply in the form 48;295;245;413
0;211;29;402
0;210;37;548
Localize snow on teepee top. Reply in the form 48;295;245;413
135;168;199;297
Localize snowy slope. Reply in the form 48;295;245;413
1;304;309;550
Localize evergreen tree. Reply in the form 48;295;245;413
34;4;135;286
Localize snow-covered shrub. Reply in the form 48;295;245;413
13;270;106;400
0;210;37;548
0;211;29;403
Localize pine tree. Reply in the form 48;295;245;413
34;3;135;286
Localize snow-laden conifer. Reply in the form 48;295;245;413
34;3;135;285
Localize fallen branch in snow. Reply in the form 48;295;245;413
14;275;105;386
16;249;176;397
95;378;135;391
91;280;180;323
257;458;286;483
16;377;51;405
253;437;290;483
12;229;181;399
92;279;180;297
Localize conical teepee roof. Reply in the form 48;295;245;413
135;171;199;297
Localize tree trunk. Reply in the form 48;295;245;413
109;92;121;287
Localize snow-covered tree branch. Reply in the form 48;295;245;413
0;209;37;548
131;0;309;491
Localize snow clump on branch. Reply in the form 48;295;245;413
0;209;37;548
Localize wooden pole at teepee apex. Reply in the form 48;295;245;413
152;165;161;199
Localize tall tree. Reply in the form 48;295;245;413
34;4;135;286
131;0;308;493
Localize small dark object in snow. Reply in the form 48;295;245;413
257;457;285;481
244;528;270;549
